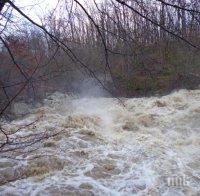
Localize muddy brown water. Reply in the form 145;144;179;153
0;90;199;195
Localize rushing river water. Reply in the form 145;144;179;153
0;89;200;195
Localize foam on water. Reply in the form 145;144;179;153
0;89;199;195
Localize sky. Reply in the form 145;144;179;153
0;0;103;34
15;0;93;24
15;0;58;24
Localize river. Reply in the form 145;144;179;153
0;89;199;195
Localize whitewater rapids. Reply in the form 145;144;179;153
0;89;199;195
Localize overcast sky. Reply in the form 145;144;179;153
14;0;92;24
15;0;57;24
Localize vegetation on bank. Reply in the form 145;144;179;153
0;0;200;115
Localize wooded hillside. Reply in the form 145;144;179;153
1;0;200;117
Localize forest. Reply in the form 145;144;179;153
1;0;200;117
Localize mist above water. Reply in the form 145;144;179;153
72;76;112;98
